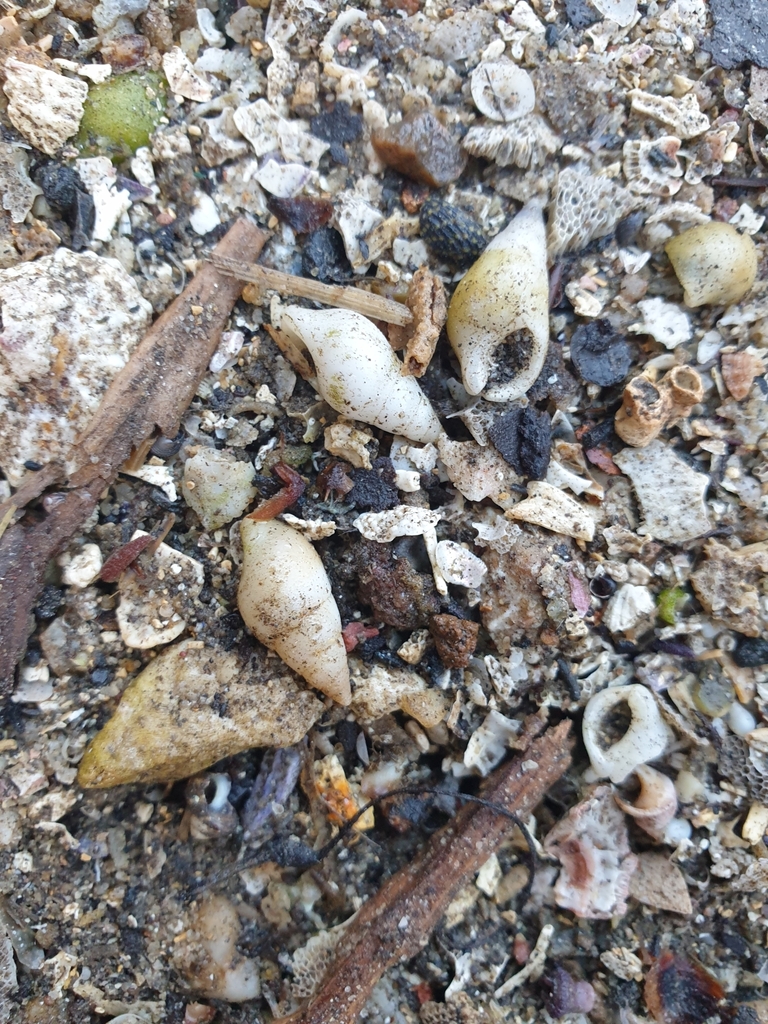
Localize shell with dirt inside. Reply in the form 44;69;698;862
238;517;351;705
446;201;549;402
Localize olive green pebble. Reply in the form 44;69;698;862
657;586;688;626
691;670;735;718
78;71;166;156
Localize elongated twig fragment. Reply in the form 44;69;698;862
210;254;413;326
278;720;573;1024
0;218;268;693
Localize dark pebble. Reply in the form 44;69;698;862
706;0;768;69
615;211;646;248
372;108;466;189
23;459;43;471
349;457;399;511
310;102;364;144
733;636;768;668
335;719;359;754
302;226;353;283
90;668;112;686
70;188;95;252
488;405;552;480
35;162;84;210
34;585;64;621
563;0;601;28
570;319;632;387
150;429;186;458
268;196;333;235
419;195;486;267
328;141;349;165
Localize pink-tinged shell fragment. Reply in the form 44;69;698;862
543;785;637;919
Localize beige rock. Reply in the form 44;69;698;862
183;448;257;530
691;539;768;637
3;57;88;156
628;851;692;914
77;640;324;787
349;660;449;728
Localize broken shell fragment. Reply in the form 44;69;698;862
239;518;351;705
582;683;674;784
447;201;549;402
470;61;536;123
665;222;758;307
183;448;258;530
278;306;443;444
77;640;323;787
614;764;678;841
506;481;596;542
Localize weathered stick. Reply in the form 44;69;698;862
280;720;574;1024
0;218;268;693
210;254;413;326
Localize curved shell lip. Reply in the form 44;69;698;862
582;683;674;784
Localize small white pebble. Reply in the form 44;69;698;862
728;702;757;736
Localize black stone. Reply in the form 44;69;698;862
328;141;349;165
335;719;359;754
419;195;486;268
34;585;64;621
310;102;363;144
570;318;632;387
70;188;95;252
349;457;399;511
35;162;84;210
733;636;768;668
488;405;551;480
563;0;601;28
615;211;646;248
302;226;353;283
706;0;768;69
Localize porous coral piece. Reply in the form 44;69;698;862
349;660;448;728
615;366;704;447
3;57;88;156
372;108;466;188
690;539;768;637
462;115;560;169
548;168;638;257
544;785;638;919
77;640;324;787
623;136;683;197
629;89;710;139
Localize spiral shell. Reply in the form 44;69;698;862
614;764;678;841
238;518;351;705
446;201;549;402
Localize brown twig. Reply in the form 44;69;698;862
0;218;269;694
278;720;574;1024
210;253;413;326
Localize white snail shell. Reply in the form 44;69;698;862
278;305;443;444
446;201;549;402
238;518;351;705
614;763;678;841
582;683;674;784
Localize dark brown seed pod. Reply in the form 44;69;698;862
419;195;486;267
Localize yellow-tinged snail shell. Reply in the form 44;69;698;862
665;222;757;307
446;201;549;402
238;518;351;705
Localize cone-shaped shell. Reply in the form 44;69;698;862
238;518;351;705
447;201;549;402
279;306;443;444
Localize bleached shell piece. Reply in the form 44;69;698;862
470;60;536;123
117;533;205;649
623;137;683;197
162;47;213;102
544;785;637;919
353;505;442;543
462;114;560;169
437;436;521;507
183;448;257;530
239;518;350;705
278;306;443;444
3;58;88;157
592;0;637;27
447;201;548;402
506;481;596;542
548;167;638;257
603;584;655;633
324;420;373;469
613;440;711;544
233;99;280;157
629;297;692;349
582;683;674;784
435;541;487;588
0;143;40;223
629;89;710;139
254;159;316;199
614;764;678;841
464;710;523;777
77;640;324;787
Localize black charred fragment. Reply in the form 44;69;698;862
705;0;768;69
302;226;353;283
310;101;364;145
349;457;399;511
570;319;632;388
489;406;552;480
733;636;768;668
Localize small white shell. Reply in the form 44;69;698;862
446;201;549;402
614;764;678;840
238;518;351;705
278;306;443;444
582;683;674;784
470;60;536;123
